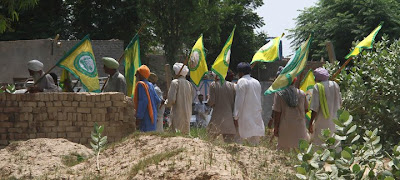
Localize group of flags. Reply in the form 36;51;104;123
55;34;141;96
54;21;383;105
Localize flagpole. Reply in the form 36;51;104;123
100;23;147;92
331;56;353;80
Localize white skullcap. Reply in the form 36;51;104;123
27;60;44;71
173;63;189;76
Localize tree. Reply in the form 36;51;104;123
0;0;68;40
0;0;38;33
288;0;400;62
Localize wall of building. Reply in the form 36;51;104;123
0;92;135;148
0;39;124;83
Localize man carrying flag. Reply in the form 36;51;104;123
308;67;342;145
56;35;100;92
102;57;127;95
134;65;160;132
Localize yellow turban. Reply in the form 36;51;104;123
137;65;151;79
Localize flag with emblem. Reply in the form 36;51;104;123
56;35;100;92
299;70;315;123
345;22;383;59
265;33;313;95
251;33;284;64
211;26;235;83
189;35;208;86
124;34;141;97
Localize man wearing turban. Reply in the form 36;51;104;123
165;63;194;134
134;65;160;132
27;60;59;93
102;57;127;95
308;67;342;145
233;62;265;145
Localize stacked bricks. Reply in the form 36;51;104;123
0;92;135;148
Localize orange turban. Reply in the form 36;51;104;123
137;65;150;79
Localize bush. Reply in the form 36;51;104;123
325;36;400;151
296;110;399;179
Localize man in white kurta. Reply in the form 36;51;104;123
233;62;265;144
165;63;194;134
308;67;342;145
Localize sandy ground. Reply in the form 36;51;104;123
0;138;93;179
0;134;295;180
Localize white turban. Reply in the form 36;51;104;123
173;63;189;76
27;60;44;71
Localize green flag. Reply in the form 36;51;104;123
265;34;313;95
124;34;141;97
56;35;100;92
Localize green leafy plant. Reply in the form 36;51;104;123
325;37;400;151
90;123;107;172
0;84;16;94
296;110;396;179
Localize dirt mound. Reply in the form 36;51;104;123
0;138;93;179
0;135;295;179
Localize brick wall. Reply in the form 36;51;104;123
0;92;135;148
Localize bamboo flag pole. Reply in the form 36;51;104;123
100;23;147;92
331;56;353;80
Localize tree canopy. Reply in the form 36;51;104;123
0;0;266;71
288;0;400;62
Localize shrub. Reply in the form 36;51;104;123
296;110;399;179
325;36;400;151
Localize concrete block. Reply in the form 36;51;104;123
113;101;125;107
67;132;81;138
87;102;94;108
14;133;29;139
79;138;88;144
58;121;72;126
49;94;54;101
66;126;81;132
47;132;57;138
104;101;112;107
101;95;106;101
26;101;37;107
77;108;91;114
4;107;19;113
57;132;67;138
57;112;66;121
52;126;66;132
37;133;46;138
8;128;23;133
63;107;75;113
37;102;45;107
43;94;49;101
72;102;79;107
0;128;6;133
54;101;62;107
0;122;13;128
95;95;101;102
80;102;88;107
95;103;104;108
53;93;58;101
62;101;72;107
105;94;110;101
29;134;37;139
46;102;54;108
81;94;87;101
15;122;29;128
20;107;32;113
43;121;57;127
77;114;82;121
67;94;74;101
111;93;124;101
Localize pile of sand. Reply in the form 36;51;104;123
0;135;295;179
0;138;93;179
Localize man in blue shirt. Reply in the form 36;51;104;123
134;65;160;132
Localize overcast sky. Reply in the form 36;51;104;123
256;0;318;58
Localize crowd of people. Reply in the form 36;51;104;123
26;58;341;149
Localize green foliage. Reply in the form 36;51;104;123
288;0;400;62
90;123;107;153
296;110;397;179
0;0;38;33
0;84;15;94
62;152;86;167
325;37;400;151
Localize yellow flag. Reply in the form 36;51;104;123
345;22;383;59
125;34;141;97
251;33;284;64
189;35;208;86
300;70;315;122
56;35;100;92
265;34;313;95
211;26;235;83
